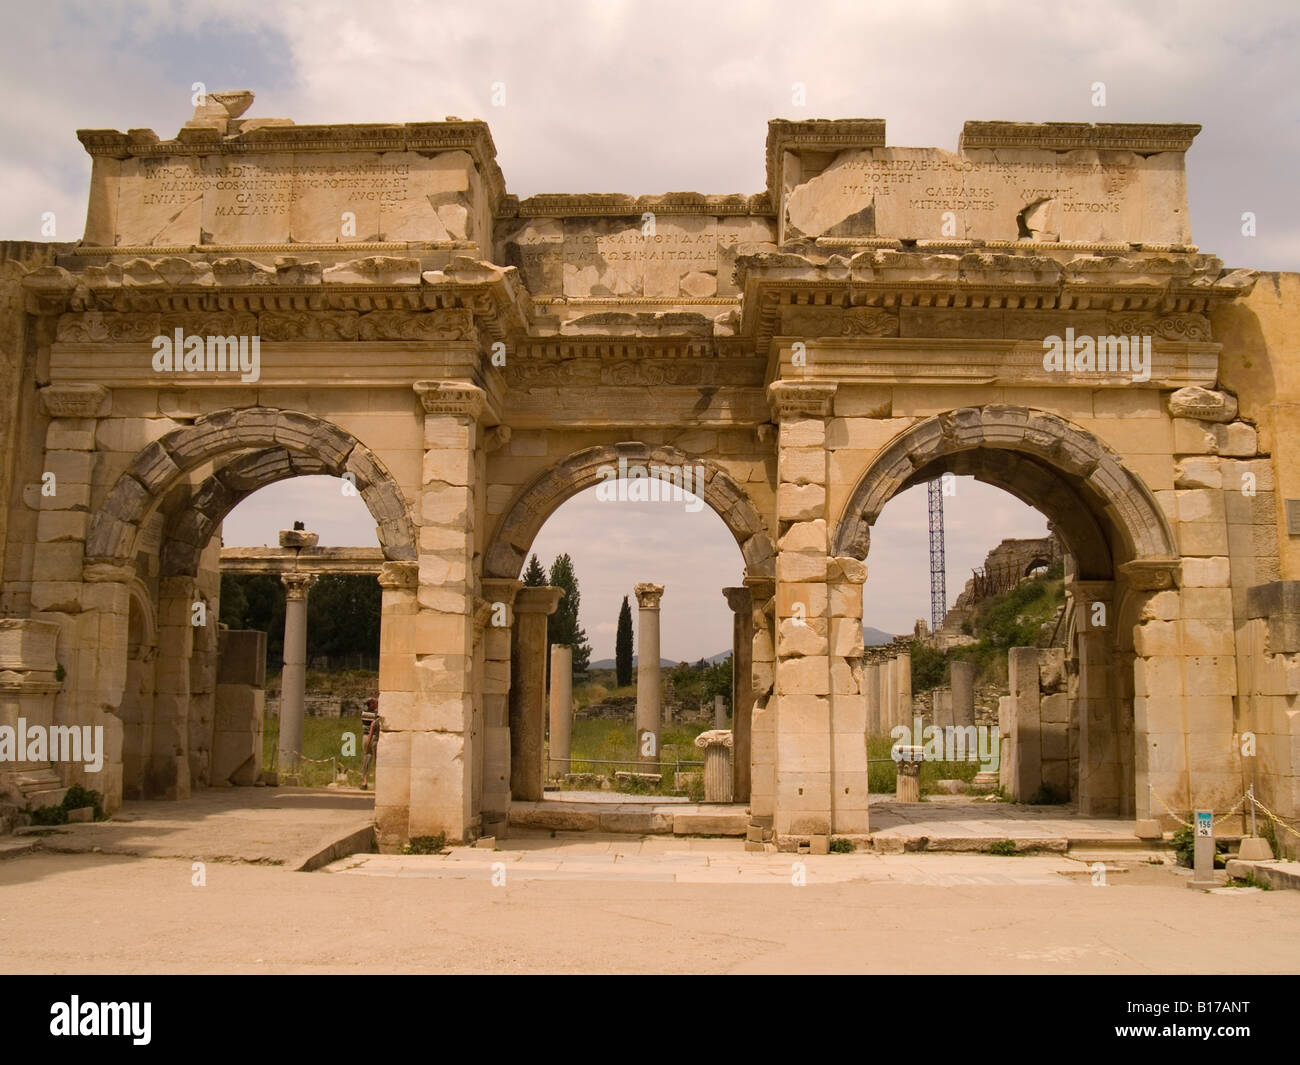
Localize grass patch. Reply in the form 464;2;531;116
867;733;984;796
403;834;447;855
988;839;1019;856
29;786;105;825
264;713;371;787
566;718;708;796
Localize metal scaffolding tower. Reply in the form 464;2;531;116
928;478;947;633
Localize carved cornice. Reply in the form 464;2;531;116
39;383;110;418
413;380;486;419
768;381;836;420
959;121;1201;153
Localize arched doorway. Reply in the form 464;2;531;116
833;405;1182;817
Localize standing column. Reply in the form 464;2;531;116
723;586;754;802
278;572;317;770
510;586;563;801
895;651;912;732
951;660;976;728
548;644;573;779
634;583;664;762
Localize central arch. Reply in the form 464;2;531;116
485;442;777;580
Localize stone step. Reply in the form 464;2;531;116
508;801;748;837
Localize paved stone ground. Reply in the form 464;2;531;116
2;839;1297;974
10;786;374;865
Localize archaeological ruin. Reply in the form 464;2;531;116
1;91;1298;853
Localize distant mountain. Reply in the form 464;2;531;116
588;651;730;670
862;625;895;646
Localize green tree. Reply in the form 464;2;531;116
547;553;592;675
306;574;381;658
522;554;547;586
615;595;634;687
219;573;286;660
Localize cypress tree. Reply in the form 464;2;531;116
547;553;591;675
615;595;634;687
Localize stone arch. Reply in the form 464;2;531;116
86;408;416;572
484;442;776;580
831;406;1177;580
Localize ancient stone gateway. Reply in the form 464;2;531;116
2;93;1297;853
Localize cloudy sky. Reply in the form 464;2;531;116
18;1;1297;658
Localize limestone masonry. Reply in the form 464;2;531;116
1;92;1297;853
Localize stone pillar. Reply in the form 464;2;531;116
510;586;563;801
713;694;726;727
1071;580;1120;815
548;644;573;778
932;688;953;728
1007;646;1041;802
951;660;976;728
695;729;734;803
828;555;869;833
881;656;895;731
770;380;837;841
278;572;317;769
480;578;522;824
747;578;777;823
375;380;483;848
866;661;881;735
634;582;664;762
723;586;754;802
212;628;266;786
894;651;912;731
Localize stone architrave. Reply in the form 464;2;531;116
510;586;563;800
951;661;976;728
277;572;317;769
548;644;573;778
634;583;664;763
695;729;734;803
723;586;754;801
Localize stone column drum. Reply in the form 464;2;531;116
509;586;563;801
634;582;664;762
695;729;734;803
277;571;317;769
548;643;573;778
